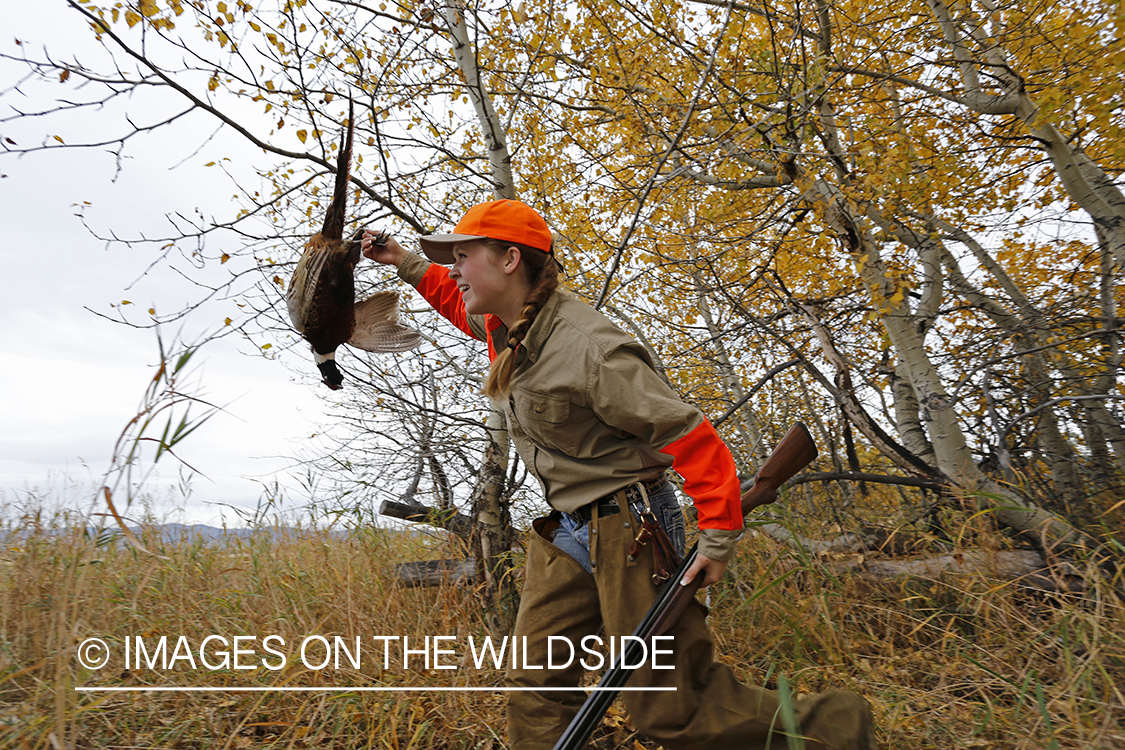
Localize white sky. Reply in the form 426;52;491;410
0;2;348;528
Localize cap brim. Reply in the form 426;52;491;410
418;233;487;264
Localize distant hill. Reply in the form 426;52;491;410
128;523;326;543
0;522;411;545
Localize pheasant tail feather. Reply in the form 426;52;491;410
321;98;355;241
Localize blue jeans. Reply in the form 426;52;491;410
552;481;686;575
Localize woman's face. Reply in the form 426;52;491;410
448;240;520;318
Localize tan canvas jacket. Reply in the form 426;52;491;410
399;252;743;561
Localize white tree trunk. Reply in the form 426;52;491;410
442;0;514;199
925;0;1125;269
804;176;1089;553
694;272;767;468
443;0;519;632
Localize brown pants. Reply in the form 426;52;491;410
505;508;876;749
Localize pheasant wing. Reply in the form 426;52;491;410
286;240;333;333
348;291;423;353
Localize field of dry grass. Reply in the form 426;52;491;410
1;509;1122;749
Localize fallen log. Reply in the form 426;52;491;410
756;522;950;556
829;549;1085;593
391;558;476;587
756;522;870;555
379;499;473;539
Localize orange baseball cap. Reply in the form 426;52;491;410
419;199;554;264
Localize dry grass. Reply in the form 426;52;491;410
1;510;1122;750
710;535;1125;750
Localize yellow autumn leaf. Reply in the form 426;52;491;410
296;130;308;143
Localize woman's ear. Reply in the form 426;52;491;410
502;244;522;275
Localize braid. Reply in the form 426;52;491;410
483;243;560;398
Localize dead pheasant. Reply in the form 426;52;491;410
287;101;421;389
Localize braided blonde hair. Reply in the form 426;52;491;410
483;240;560;398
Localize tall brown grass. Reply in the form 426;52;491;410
1;508;1122;749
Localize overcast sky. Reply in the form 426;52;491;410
1;2;352;528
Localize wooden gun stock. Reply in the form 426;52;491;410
740;421;819;515
552;422;819;750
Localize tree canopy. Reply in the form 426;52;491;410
4;0;1123;561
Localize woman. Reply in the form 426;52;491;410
362;199;875;750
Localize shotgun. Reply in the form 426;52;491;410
551;422;819;750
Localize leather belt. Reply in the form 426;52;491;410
573;473;668;521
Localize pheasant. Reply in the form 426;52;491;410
287;101;421;389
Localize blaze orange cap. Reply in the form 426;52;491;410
419;199;554;264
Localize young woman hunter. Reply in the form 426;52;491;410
361;200;876;750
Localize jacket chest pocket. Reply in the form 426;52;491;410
511;388;578;455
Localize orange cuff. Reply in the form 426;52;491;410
659;419;743;530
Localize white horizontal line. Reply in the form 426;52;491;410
75;686;675;693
